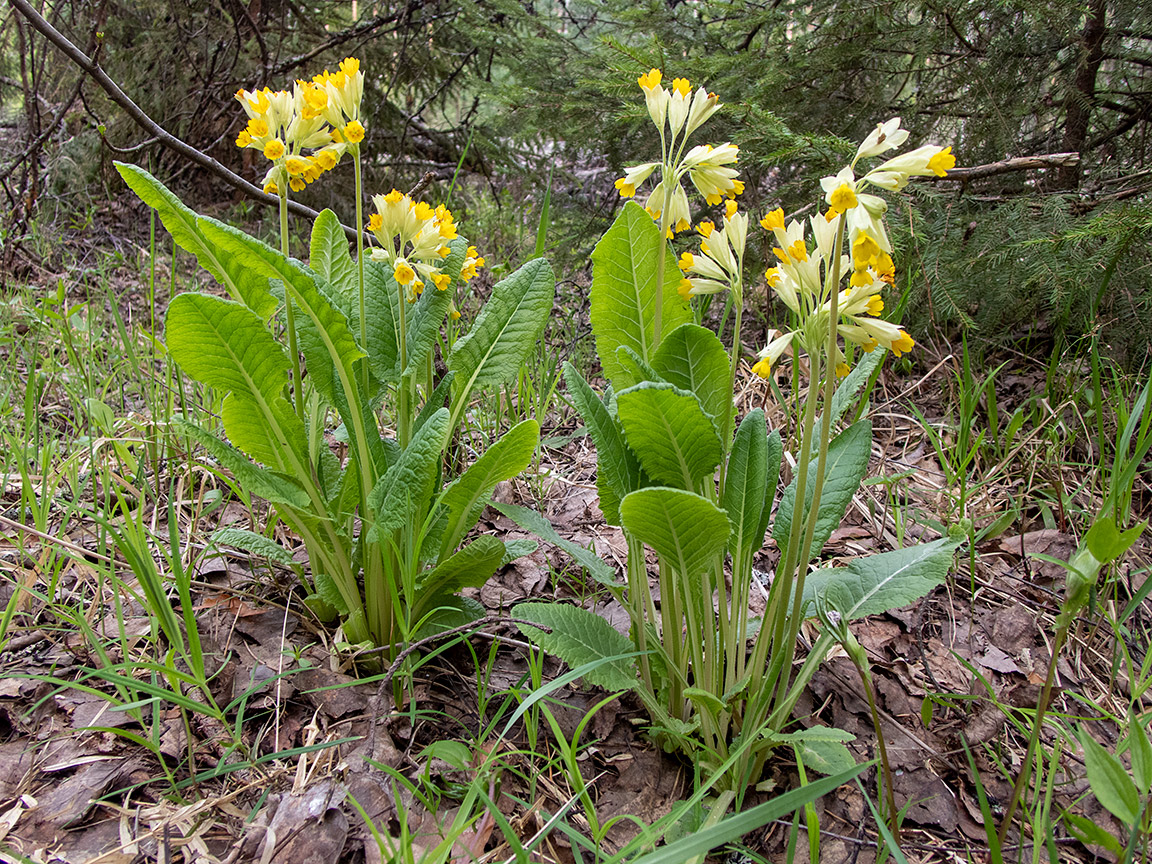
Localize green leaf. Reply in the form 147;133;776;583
173;418;308;508
1128;707;1152;797
826;348;885;428
1079;724;1141;826
620;487;728;579
625;764;869;864
218;392;306;470
366;408;450;543
1085;516;1146;564
309;209;356;296
590;201;690;388
437;419;539;559
166;293;288;400
403;252;458;378
563;362;644;525
413;536;506;622
771;727;858;776
723;409;777;556
651;323;732;429
449;257;555;412
617;382;722;490
773;420;871;561
114;163;277;319
358;260;401;382
166;294;308;470
492;502;621;590
1063;813;1123;856
211;528;297;568
801;538;959;620
513;601;636;692
755;430;784;547
411;595;485;640
683;686;726;718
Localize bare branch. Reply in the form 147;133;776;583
7;0;357;239
925;152;1080;182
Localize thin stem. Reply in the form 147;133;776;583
854;658;900;844
354;149;368;394
717;281;743;497
279;190;306;425
652;179;675;355
997;623;1067;848
773;214;846;711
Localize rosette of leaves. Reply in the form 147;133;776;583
117;163;555;659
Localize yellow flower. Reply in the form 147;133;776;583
367;213;382;232
236;130;253;148
836;362;851;377
760;208;785;231
866;296;884;316
432;272;452;291
751;357;772;378
638;68;662;90
672;77;691;97
285;155;310;176
787;239;808;262
615;178;637;197
678;278;694;301
289;177;306;192
263;139;286;160
263;180;278;195
764;267;781;287
394;260;416;285
928;147;955;177
829;183;858;212
891;330;915;356
678;252;694;272
697;221;714;237
725;199;738;218
344;120;365;143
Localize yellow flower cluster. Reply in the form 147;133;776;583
234;57;365;196
367;190;481;302
752;118;951;380
677;200;747;300
614;69;743;237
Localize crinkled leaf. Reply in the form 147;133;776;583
492;501;622;590
514;601;636;692
412;595;486;640
173;418;308;508
359;259;402;382
652;323;732;429
309;209;356;296
774;420;871;561
826;348;885;429
563;362;644;525
590;201;690;388
620;487;728;580
801;538;958;620
366;408;450;542
166;293;288;400
450;256;555;408
437;419;539;559
115;163;277;319
723;410;779;556
617;382;722;490
211;528;296;567
413;536;505;622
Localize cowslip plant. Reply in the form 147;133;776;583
113;60;554;664
513;72;959;794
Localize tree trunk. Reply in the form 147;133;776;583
1056;0;1108;190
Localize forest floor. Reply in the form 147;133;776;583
0;214;1150;864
